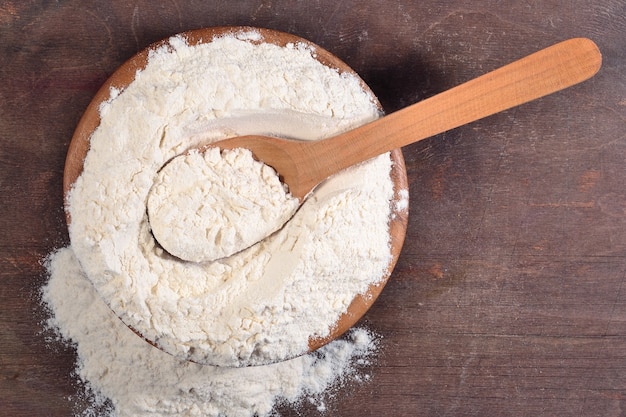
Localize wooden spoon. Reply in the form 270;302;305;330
212;38;601;201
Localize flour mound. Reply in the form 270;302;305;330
67;29;393;367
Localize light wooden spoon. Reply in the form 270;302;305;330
211;37;601;201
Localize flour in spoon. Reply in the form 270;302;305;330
147;147;299;262
66;29;396;367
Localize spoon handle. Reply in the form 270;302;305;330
311;38;601;177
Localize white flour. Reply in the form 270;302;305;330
66;28;396;369
147;147;299;262
42;247;379;417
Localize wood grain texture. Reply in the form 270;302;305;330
2;1;626;416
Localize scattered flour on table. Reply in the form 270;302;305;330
394;188;410;214
41;247;379;417
147;147;299;262
65;29;397;367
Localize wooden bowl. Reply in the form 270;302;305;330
64;26;408;364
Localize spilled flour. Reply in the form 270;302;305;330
42;247;379;416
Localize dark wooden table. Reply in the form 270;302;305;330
2;1;625;416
